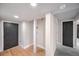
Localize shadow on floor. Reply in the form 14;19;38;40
54;44;79;56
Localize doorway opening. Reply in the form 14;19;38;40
63;21;73;48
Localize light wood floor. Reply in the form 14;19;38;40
0;46;45;56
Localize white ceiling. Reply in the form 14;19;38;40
0;3;79;21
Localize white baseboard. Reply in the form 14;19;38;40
20;44;45;50
37;45;45;49
23;44;33;49
56;41;62;45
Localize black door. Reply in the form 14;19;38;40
77;25;79;38
4;22;18;50
63;21;73;48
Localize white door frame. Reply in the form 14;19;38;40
2;20;20;51
61;19;76;48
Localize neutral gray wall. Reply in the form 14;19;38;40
57;19;62;45
37;18;45;49
19;21;33;48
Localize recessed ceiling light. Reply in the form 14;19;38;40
14;15;19;18
60;4;66;9
30;3;37;7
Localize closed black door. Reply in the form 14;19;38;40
77;25;79;38
63;21;73;48
4;22;18;50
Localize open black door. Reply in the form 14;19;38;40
63;21;73;48
4;22;18;50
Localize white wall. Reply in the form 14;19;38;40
19;21;33;49
74;15;79;48
0;20;3;51
45;13;58;56
37;18;45;49
57;19;62;45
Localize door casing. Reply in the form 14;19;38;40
63;21;73;47
3;21;19;50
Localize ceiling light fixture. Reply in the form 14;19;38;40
30;3;37;7
60;4;66;9
14;15;19;18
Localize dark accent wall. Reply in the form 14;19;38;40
63;21;73;48
77;24;79;38
4;22;18;50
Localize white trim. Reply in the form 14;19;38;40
74;20;79;49
23;44;33;49
33;20;37;53
37;45;45;49
73;21;77;48
2;20;21;24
